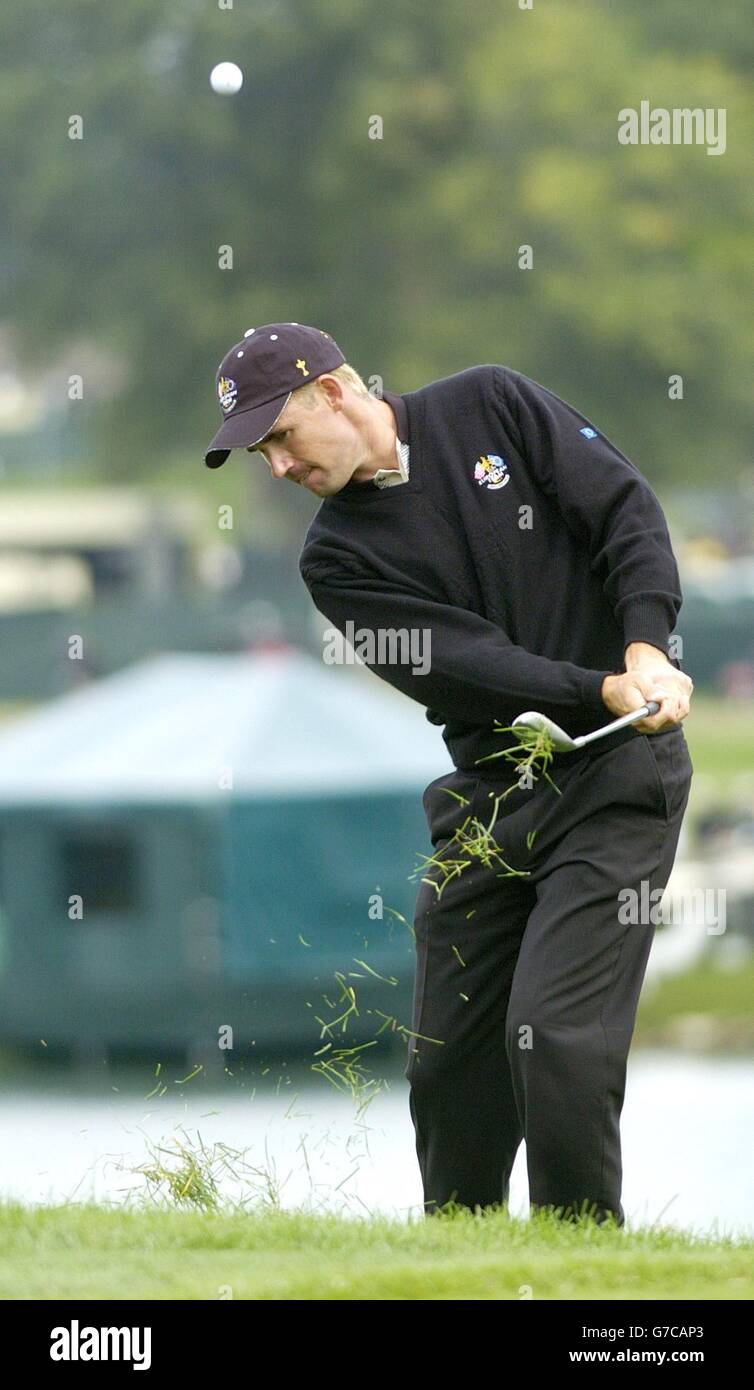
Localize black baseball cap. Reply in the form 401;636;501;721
204;322;347;468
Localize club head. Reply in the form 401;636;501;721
511;710;577;752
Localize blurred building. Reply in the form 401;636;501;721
0;647;453;1066
0;488;315;701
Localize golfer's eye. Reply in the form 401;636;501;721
249;433;289;454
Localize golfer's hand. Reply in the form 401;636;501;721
601;644;693;733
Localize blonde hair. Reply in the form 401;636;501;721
294;362;372;407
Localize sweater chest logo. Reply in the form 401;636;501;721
474;453;509;490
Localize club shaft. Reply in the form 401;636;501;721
573;700;660;748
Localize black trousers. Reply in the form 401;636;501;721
405;725;694;1225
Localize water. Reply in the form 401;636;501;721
1;1051;752;1238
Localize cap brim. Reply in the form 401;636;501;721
204;392;292;468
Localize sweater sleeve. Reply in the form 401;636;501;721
496;366;683;658
302;565;613;727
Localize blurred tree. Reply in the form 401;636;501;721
0;0;751;495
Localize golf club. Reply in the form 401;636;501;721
511;700;661;753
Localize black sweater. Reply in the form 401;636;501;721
298;364;684;773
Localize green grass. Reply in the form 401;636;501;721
682;695;754;787
635;959;754;1048
1;1199;752;1300
638;960;754;1026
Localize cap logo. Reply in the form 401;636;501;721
295;357;310;377
218;376;238;412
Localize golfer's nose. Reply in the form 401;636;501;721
268;451;295;479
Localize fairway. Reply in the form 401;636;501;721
681;696;754;791
1;1201;752;1301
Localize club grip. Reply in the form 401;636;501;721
644;700;660;716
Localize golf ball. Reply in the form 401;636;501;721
210;62;243;95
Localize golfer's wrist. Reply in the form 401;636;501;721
624;640;668;670
601;673;618;706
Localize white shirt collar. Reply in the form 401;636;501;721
373;435;410;488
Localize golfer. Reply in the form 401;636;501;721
205;322;694;1227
